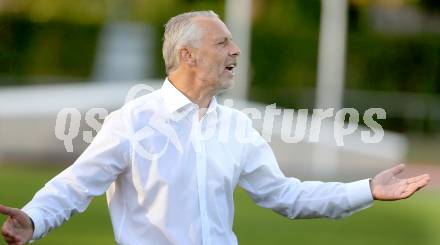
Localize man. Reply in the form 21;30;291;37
0;10;430;245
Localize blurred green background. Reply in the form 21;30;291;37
1;0;440;138
0;165;439;245
0;0;439;244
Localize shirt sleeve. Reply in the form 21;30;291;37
238;122;374;220
22;110;131;240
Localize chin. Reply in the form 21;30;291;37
220;78;235;91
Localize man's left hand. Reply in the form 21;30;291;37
370;164;430;201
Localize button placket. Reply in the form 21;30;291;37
192;113;210;245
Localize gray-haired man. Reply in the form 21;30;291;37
0;10;430;245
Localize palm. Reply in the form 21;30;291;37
0;205;33;245
371;164;430;201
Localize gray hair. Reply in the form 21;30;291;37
162;10;219;75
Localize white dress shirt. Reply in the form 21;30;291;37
22;79;373;245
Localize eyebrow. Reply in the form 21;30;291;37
214;37;232;43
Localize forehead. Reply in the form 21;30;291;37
193;16;232;40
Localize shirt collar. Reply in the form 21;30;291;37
161;78;193;114
160;78;218;116
205;95;218;115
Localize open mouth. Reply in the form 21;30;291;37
225;63;236;73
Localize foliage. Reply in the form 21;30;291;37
0;0;439;132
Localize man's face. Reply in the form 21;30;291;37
191;17;241;92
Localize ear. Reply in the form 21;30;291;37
179;47;197;67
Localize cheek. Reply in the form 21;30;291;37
195;50;226;76
200;57;223;73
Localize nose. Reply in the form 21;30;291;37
230;41;241;57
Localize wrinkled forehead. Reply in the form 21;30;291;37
193;16;232;41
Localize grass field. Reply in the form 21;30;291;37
0;164;439;245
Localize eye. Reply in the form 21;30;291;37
217;39;228;45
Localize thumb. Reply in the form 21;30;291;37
0;205;32;229
0;204;19;217
390;164;405;175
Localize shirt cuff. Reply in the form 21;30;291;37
21;207;46;241
345;179;374;211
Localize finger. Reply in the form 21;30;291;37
2;230;13;240
390;164;405;175
401;178;430;198
2;227;12;237
0;205;17;217
2;231;19;244
2;219;12;234
0;206;30;228
11;237;25;245
3;233;18;243
406;174;430;184
413;176;430;189
2;218;21;238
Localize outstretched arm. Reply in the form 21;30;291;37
0;204;33;245
238;118;431;219
370;164;430;201
238;122;374;219
2;110;130;243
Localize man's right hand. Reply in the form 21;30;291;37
0;204;33;245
